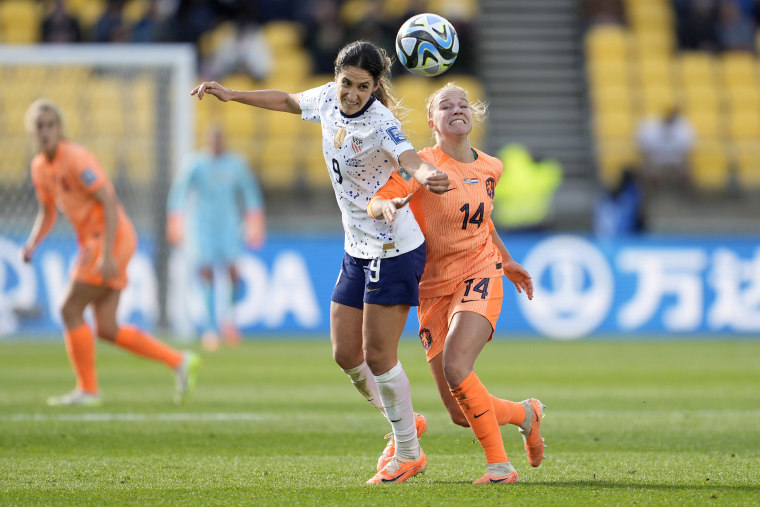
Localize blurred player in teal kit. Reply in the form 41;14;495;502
167;124;266;351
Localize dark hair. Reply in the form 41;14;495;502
334;40;401;117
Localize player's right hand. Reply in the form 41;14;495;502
425;169;450;194
190;81;232;102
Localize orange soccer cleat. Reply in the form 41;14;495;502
376;412;428;471
366;449;427;484
519;398;546;467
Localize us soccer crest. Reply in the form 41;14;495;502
351;136;363;154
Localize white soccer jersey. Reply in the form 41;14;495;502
300;81;424;259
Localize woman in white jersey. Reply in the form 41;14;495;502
191;40;448;484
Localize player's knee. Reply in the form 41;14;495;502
442;362;469;389
449;409;470;428
59;299;82;327
95;323;118;341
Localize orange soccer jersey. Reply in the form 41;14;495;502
30;140;136;289
372;145;504;299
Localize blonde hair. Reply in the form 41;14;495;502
426;82;488;123
25;98;65;137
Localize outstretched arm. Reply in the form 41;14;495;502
398;149;449;194
20;200;57;262
191;81;302;114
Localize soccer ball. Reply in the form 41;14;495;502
395;13;459;77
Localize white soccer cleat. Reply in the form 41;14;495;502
174;351;201;405
47;388;102;407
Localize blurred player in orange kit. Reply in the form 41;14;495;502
20;99;200;406
369;83;545;484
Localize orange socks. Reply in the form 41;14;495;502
114;325;183;369
450;371;508;464
64;323;98;393
491;395;527;426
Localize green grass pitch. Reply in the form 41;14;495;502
1;336;758;505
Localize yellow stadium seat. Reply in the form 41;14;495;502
591;86;633;116
269;49;312;82
222;103;258;138
678;52;716;86
639;83;676;117
681;85;720;115
684;110;721;140
587;59;630;88
689;141;729;190
262;21;303;53
594;111;634;141
636;57;673;87
198;21;236;59
728;111;760;141
585;25;628;63
69;0;105;31
734;141;760;189
259;137;299;190
303;139;332;190
720;51;757;88
630;30;674;61
595;139;639;187
124;137;155;185
725;86;760;115
0;0;40;43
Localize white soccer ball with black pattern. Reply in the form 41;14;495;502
395;13;459;77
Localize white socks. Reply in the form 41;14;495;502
342;361;384;411
374;361;420;461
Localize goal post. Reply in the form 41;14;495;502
0;44;196;329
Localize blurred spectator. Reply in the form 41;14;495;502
583;0;625;26
717;0;756;51
636;108;695;189
201;18;273;82
675;0;720;51
492;143;563;232
131;0;162;42
300;0;347;74
93;0;130;42
346;0;395;55
41;0;82;43
593;167;646;238
160;0;220;45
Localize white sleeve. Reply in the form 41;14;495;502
299;82;331;124
379;120;416;161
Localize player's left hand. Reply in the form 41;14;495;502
503;260;533;300
245;211;266;250
379;194;413;224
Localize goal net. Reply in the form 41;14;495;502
0;44;195;334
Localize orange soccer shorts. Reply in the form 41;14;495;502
72;225;137;290
417;276;504;361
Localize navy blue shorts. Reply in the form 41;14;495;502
331;243;426;309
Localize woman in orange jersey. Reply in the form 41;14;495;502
368;83;544;484
20;99;199;406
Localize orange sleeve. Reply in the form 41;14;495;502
71;150;107;195
367;170;419;219
488;218;495;232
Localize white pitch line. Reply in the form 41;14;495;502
1;413;276;422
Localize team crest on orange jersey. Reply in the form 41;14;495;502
486;177;496;199
419;328;432;350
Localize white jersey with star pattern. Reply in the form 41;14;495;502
300;81;424;259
